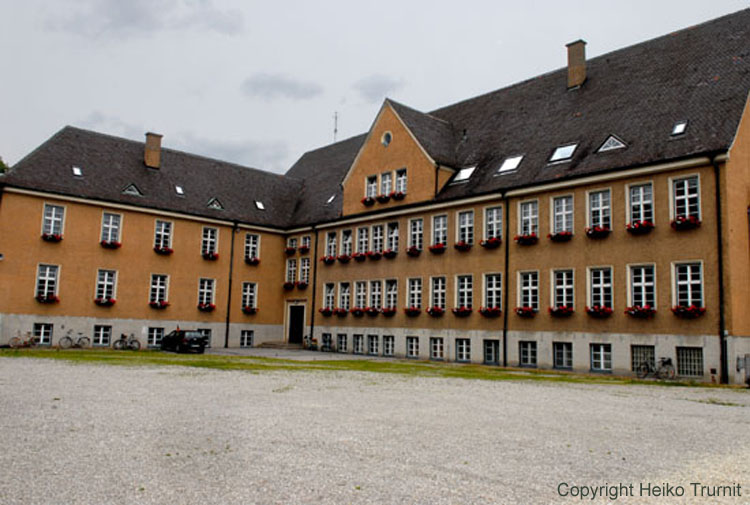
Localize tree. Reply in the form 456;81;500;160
0;157;7;173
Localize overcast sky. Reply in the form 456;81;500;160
2;0;748;173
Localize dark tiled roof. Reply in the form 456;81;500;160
3;127;302;228
387;99;460;166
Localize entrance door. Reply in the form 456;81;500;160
288;306;305;344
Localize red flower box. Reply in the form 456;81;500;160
298;245;310;254
452;306;473;317
284;246;296;255
334;308;348;317
100;240;122;249
376;194;391;204
671;215;701;231
381;307;397;317
245;256;260;266
454;241;472;252
149;300;169;309
41;233;63;243
337;254;351;263
365;307;380;317
671;304;706;319
366;251;382;261
242;306;258;315
283;281;295;290
406;246;421;257
514;233;538;245
361;196;375;207
426;306;444;317
585;226;611;239
428;243;446;254
625;305;656;318
94;297;116;307
626;220;654;235
548;231;573;242
198;302;216;312
586;305;613;318
319;307;334;317
515;306;537;318
320;255;336;265
350;307;365;317
36;294;59;304
352;252;367;262
479;307;502;318
154;246;174;255
480;237;502;249
549;305;575;317
404;307;421;317
390;191;406;201
202;251;219;261
383;249;397;259
296;281;308;290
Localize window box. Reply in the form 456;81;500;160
671;215;701;231
149;300;169;309
284;246;296;256
625;305;656;318
198;302;216;312
479;307;502;318
376;194;391;204
514;233;538;246
319;307;334;317
94;297;116;307
626;220;654;235
245;256;260;266
406;246;421;257
404;307;421;317
383;249;397;259
202;251;219;261
337;254;351;264
671;305;706;319
381;307;397;317
334;308;348;317
296;281;308;290
100;240;122;249
352;252;367;262
365;307;380;317
515;306;537;318
242;306;258;315
454;241;472;252
283;281;295;291
366;251;382;261
548;231;573;243
585;226;610;239
350;307;365;317
41;233;63;242
298;245;310;254
154;246;174;255
586;305;613;318
452;306;473;317
361;196;375;207
320;255;336;265
390;191;405;201
428;243;446;254
36;294;60;304
549;305;575;317
480;237;502;249
426;306;444;317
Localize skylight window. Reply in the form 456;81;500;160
326;195;336;204
549;143;578;163
175;185;184;196
72;166;83;177
255;201;265;210
497;155;523;174
598;135;626;153
207;198;224;210
671;121;688;136
452;166;476;183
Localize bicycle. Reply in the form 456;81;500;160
637;357;676;379
9;332;38;349
113;333;141;351
58;330;91;349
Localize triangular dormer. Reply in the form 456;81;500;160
207;197;224;210
122;183;143;196
598;135;627;153
340;99;458;216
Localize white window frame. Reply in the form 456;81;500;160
519;341;538;367
430;276;447;310
430;337;444;360
355;281;367;308
553;342;573;369
356;227;369;254
395;168;407;194
408;278;422;309
92;325;112;347
383;335;395;357
406;336;419;358
385;279;398;309
484;206;502;240
154;219;173;249
244;233;260;260
201;227;218;255
367;334;379;355
590;343;612;372
586;188;612;229
518;270;539;310
240;330;254;347
365;176;378;198
626;181;654;225
455;274;473;309
340;230;353;256
381;172;392;195
36;264;59;298
33;323;53;346
299;257;310;284
672;261;704;308
518;200;538;236
669;174;701;220
148;327;165;347
339;282;351;311
324;283;335;308
242;282;257;309
149;274;169;303
587;266;613;309
371;224;384;253
100;211;122;243
369;280;382;309
386;222;399;251
326;232;337;257
456;210;474;244
550;195;574;234
286;259;297;283
484;273;502;309
432;215;447;246
456;338;471;362
628;263;657;308
409;218;423;250
95;269;117;300
551;269;574;309
42;203;65;236
198;278;215;306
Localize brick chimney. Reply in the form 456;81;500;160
144;132;163;169
566;39;587;89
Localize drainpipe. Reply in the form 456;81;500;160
502;194;510;367
434;163;440;198
712;156;728;384
223;221;238;348
309;227;320;341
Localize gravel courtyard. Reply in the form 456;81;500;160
0;358;748;505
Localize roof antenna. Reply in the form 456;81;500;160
333;111;338;143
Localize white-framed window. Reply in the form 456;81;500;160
357;227;369;253
457;210;474;244
456;338;471;362
519;201;538;235
326;232;337;257
677;347;703;376
101;212;121;243
456;275;473;308
381;172;392;195
383;335;394;357
630;264;656;308
301;235;311;250
341;230;353;256
409;218;423;250
36;264;59;298
589;267;612;308
244;233;260;260
324;283;335;308
368;335;379;355
484;273;502;309
371;224;384;252
93;325;111;346
395;168;407;194
629;183;653;223
366;176;377;198
431;276;446;309
337;334;348;353
198;278;214;306
42;203;64;236
590;343;612;372
96;269;116;300
300;258;310;284
432;215;447;245
406;336;419;358
485;206;502;240
385;279;398;309
674;262;703;307
369;280;382;309
33;323;53;345
386;222;399;251
339;282;351;311
519;341;537;367
286;259;297;283
353;334;364;354
408;278;422;308
552;196;573;234
243;283;261;312
519;271;539;310
287;237;298;249
147;327;165;347
149;274;168;303
673;176;700;219
355;281;367;308
554;342;572;369
240;330;254;347
552;270;574;308
588;190;611;229
154;220;172;249
201;227;218;255
430;337;444;360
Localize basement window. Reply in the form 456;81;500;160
255;201;265;210
326;195;336;204
175;185;184;196
671;121;688;136
549;143;578;163
497;155;523;174
452;166;476;184
72;166;83;177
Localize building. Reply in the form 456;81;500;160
1;9;749;383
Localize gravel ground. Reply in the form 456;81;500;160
0;358;748;505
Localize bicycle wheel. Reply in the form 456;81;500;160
128;339;141;351
636;362;650;379
58;336;73;349
659;364;676;380
77;337;91;348
9;337;21;348
113;339;125;350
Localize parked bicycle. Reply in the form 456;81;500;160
9;332;38;349
637;357;676;379
113;333;141;351
58;330;91;349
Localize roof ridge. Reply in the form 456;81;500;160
386;99;452;125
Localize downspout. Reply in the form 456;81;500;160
712;157;728;384
434;163;439;198
502;194;510;367
223;221;238;348
309;227;320;341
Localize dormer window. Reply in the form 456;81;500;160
598;136;626;153
671;121;688;136
122;184;143;196
72;166;83;177
255;201;265;210
207;198;224;210
452;166;476;184
549;143;578;163
497;155;523;174
175;185;184;196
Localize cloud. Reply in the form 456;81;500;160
47;0;243;38
353;74;405;103
78;111;145;140
174;132;290;173
240;74;324;101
